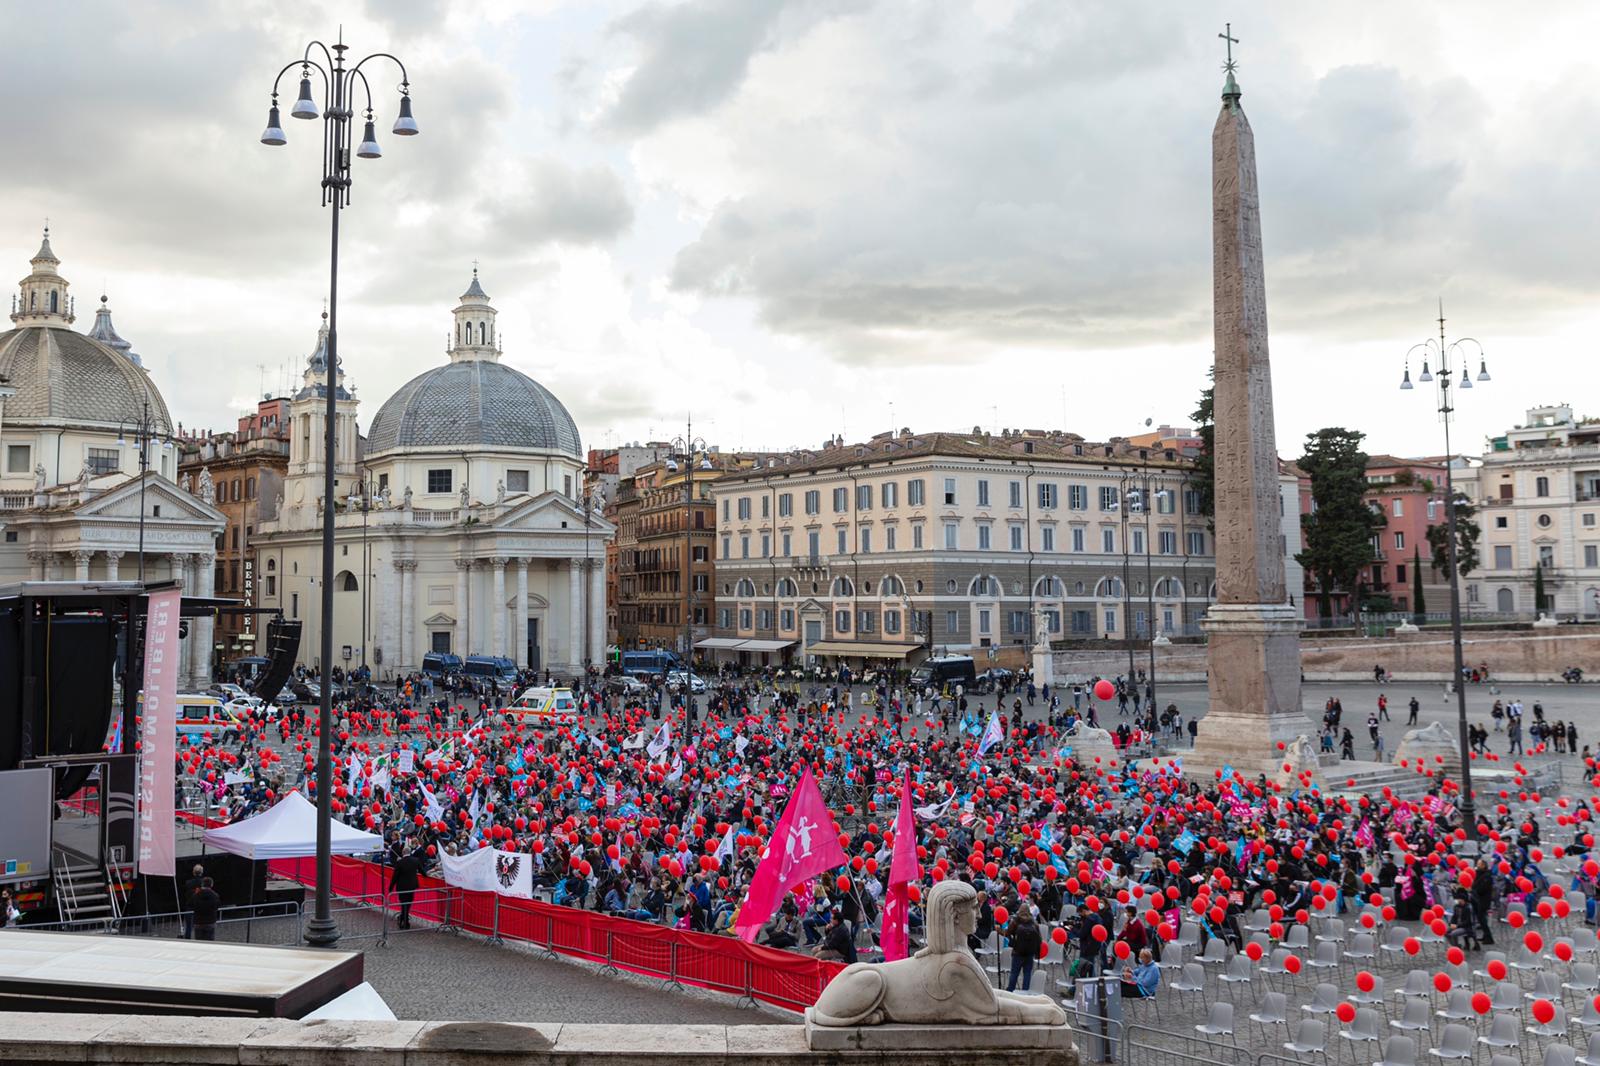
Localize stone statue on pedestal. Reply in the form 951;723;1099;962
809;880;1065;1028
197;466;214;504
402;486;413;511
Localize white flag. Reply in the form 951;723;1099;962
223;771;251;787
491;848;535;899
420;784;444;823
666;756;684;784
978;708;1004;755
734;735;749;758
398;749;416;774
713;825;736;865
622;729;647;751
439;846;497;892
915;792;956;822
468;789;484;826
647;721;673;760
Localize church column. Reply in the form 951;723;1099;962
491;558;508;659
516;560;530;669
589;561;605;671
567;560;582;671
194;553;215;689
169;553;192;687
454;558;470;657
73;549;93;581
27;550;48;581
104;551;122;582
395;560;415;674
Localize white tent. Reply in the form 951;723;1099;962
202;790;384;860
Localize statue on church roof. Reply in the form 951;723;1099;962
197;466;214;505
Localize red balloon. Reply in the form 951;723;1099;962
1433;973;1452;993
1335;1002;1356;1024
1487;959;1508;981
1525;931;1545;954
1051;926;1068;945
1403;936;1421;956
1093;679;1115;701
1245;942;1263;961
1532;999;1555;1026
1355;970;1375;993
1283;954;1302;974
993;906;1010;926
1113;940;1131;960
1471;992;1492;1015
1091;923;1109;943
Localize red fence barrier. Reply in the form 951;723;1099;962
267;854;843;1012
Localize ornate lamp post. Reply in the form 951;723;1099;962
258;33;419;946
1399;305;1490;839
117;398;177;583
668;418;710;695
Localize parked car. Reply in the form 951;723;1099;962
606;675;650;698
975;667;1015;692
665;670;708;694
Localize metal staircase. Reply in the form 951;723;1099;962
51;847;117;929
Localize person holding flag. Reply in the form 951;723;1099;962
978;705;1004;756
881;769;921;961
735;767;847;944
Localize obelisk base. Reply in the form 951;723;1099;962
1188;603;1314;779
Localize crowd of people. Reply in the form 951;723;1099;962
177;665;1596;998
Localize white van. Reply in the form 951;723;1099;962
505;686;579;728
139;693;241;736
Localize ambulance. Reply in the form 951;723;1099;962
504;686;580;728
138;692;242;737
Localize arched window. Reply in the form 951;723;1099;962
777;578;797;597
1496;587;1515;612
50;290;58;313
831;576;855;597
880;575;905;596
479;322;486;344
735;578;756;597
968;574;999;597
266;558;276;572
335;571;359;592
1094;576;1124;598
1034;576;1064;598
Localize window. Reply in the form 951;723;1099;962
1393;531;1405;550
1585;545;1598;568
1493;545;1513;569
563;474;573;497
721;535;731;558
693;545;709;562
1069;485;1088;510
943;478;957;505
885;526;897;551
804;490;820;515
1396;564;1407;582
720;608;733;628
737;497;751;520
722;498;730;522
944;521;959;550
1008;610;1029;635
885;611;901;634
6;444;30;474
1539;545;1556;568
760;533;770;557
833;487;848;513
837;528;848;554
1132;529;1145;554
1585;513;1596;528
977;480;990;507
1099;486;1119;511
883;482;898;508
1104;608;1116;634
427;468;453;494
861;528;872;553
83;447;118;476
1392;499;1404;517
739;609;752;630
1072;528;1085;553
761;496;770;519
907;479;925;506
912;524;924;550
857;484;873;510
977;524;992;550
1041;526;1055;552
978;609;991;635
1159;531;1177;554
1536;476;1550;497
807;531;820;557
1102;528;1115;552
757;608;771;629
1156;490;1175;515
740;535;750;558
781;532;792;556
291;592;299;618
781;609;795;630
834;610;851;633
693;574;708;592
1009;525;1024;551
779;493;793;517
1038;483;1058;509
1495;516;1508;529
858;610;875;633
945;610;961;633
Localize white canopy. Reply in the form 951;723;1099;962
202;790;384;860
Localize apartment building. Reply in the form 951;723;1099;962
708;427;1217;667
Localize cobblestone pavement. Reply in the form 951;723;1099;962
355;927;788;1024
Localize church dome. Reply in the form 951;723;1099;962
366;359;582;457
0;232;167;428
365;269;582;458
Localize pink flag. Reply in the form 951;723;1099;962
882;770;921;961
735;767;845;943
136;589;181;877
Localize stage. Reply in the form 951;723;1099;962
0;930;362;1017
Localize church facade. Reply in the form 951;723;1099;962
0;232;226;689
252;271;611;679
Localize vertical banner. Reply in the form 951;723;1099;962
136;588;181;877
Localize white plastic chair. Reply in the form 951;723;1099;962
1317;917;1346;944
1477;1013;1521;1055
1382;924;1416;956
1283;1018;1326;1056
1242;908;1270;934
1170;961;1206;1006
1345;931;1377;963
1473;950;1509;982
1396;969;1432;1000
1198;935;1230;967
1528;1002;1569;1039
1489;981;1523;1013
1350;973;1386;1007
1545;1045;1579;1066
1512;944;1547;976
1196;1001;1235;1041
1374;1034;1417;1066
1284;923;1312;952
1527;970;1563;1002
1338;1006;1383;1056
1435;987;1474;1022
1565;962;1600;1000
1307;939;1339;974
1388;997;1432;1034
1302;982;1340;1016
1261;947;1292;982
1249;990;1288;1040
1574;995;1600;1030
1426;1023;1475;1062
1576;1030;1600;1066
1217;953;1253;993
1572;927;1599;961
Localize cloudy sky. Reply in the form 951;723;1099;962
0;0;1592;460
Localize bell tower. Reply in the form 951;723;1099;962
447;266;500;363
11;226;75;327
284;312;360;521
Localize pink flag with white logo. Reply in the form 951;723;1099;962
735;767;845;943
136;588;181;877
881;770;921;961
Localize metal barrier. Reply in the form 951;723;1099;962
18;899;303;945
1124;1023;1252;1066
321;887;453;946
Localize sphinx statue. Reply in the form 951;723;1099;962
810;880;1066;1027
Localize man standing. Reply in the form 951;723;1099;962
191;877;221;941
1006;908;1043;992
1407;696;1420;726
389;842;423;930
183;863;206;939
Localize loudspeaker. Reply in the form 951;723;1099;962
249;617;301;708
0;606;115;788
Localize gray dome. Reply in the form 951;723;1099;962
366;359;582;457
0;325;170;427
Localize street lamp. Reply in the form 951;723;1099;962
1398;304;1489;840
578;488;605;673
117;397;177;583
258;32;418;947
668;417;710;698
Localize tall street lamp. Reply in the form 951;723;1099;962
1399;304;1490;840
117;397;176;583
668;418;709;695
258;33;418;947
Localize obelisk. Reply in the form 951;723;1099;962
1191;34;1312;776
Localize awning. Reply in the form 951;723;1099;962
735;639;795;652
805;640;919;658
202;791;384;860
694;637;745;649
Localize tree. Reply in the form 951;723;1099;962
1190;377;1215;532
1411;547;1426;624
1535;561;1547;614
1426;494;1480;579
1296;428;1382;619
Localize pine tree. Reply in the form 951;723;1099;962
1534;561;1547;616
1296;428;1383;618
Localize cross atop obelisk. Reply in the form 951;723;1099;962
1191;25;1312;776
